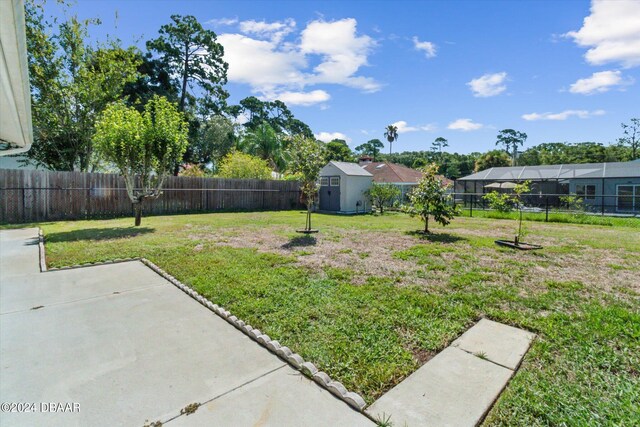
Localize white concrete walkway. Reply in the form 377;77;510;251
366;319;535;427
0;228;373;427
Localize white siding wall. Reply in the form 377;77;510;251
342;175;373;213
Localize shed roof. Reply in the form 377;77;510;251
325;161;373;177
458;161;640;181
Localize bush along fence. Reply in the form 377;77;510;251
452;192;640;221
0;169;303;224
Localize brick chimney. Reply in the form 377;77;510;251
359;155;373;165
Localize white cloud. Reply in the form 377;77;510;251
217;34;307;90
569;70;633;94
565;0;640;68
391;120;436;133
522;109;606;121
447;118;483;131
301;19;380;92
262;90;330;106
467;72;508;97
239;19;296;43
207;17;238;26
315;132;351;143
216;18;380;105
412;36;437;58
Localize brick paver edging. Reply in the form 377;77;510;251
37;229;368;412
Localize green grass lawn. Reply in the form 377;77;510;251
16;211;640;425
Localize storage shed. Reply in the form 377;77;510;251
318;161;373;214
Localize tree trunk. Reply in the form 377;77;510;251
180;42;189;111
380;202;384;215
424;215;429;233
306;205;312;231
134;202;143;227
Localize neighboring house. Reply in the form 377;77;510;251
361;159;452;201
456;161;640;214
318;161;373;214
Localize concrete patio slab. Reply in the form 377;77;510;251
366;347;514;427
0;261;167;314
451;318;535;370
0;229;373;427
1;283;286;427
0;227;40;277
170;365;373;427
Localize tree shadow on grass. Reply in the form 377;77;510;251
282;234;317;249
45;227;155;243
405;230;466;244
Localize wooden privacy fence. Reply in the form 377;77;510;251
0;169;303;223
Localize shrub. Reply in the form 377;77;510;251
217;151;272;180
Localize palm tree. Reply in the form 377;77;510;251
384;124;399;154
239;121;286;171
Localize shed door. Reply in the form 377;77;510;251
319;176;341;211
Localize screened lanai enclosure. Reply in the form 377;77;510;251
455;161;640;215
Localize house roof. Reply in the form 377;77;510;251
363;162;423;183
458;161;640;181
0;0;33;155
325;161;373;177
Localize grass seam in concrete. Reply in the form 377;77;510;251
37;228;370;416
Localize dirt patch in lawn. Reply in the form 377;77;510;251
186;224;640;297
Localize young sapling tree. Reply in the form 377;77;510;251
366;183;401;215
286;136;326;232
402;164;457;233
94;96;188;226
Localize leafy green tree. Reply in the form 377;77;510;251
366;183;401;215
484;181;532;244
287;137;326;232
412;158;428;169
512;181;531;244
384;124;399;154
231;96;313;138
239;122;285;172
123;53;179;110
325;139;354;162
194;115;236;170
355;139;384;161
474;149;511;172
619;118;639;159
482;192;515;213
431;137;448;161
147;15;228;114
179;163;207;177
517;141;632;165
217;151;272;180
94;96;188;226
496;129;527;166
24;2;141;171
402;164;457;233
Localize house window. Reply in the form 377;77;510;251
576;184;596;200
617;185;640;212
330;176;340;186
320;177;329;187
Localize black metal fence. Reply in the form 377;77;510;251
452;192;639;221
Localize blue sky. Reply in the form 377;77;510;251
46;0;639;154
